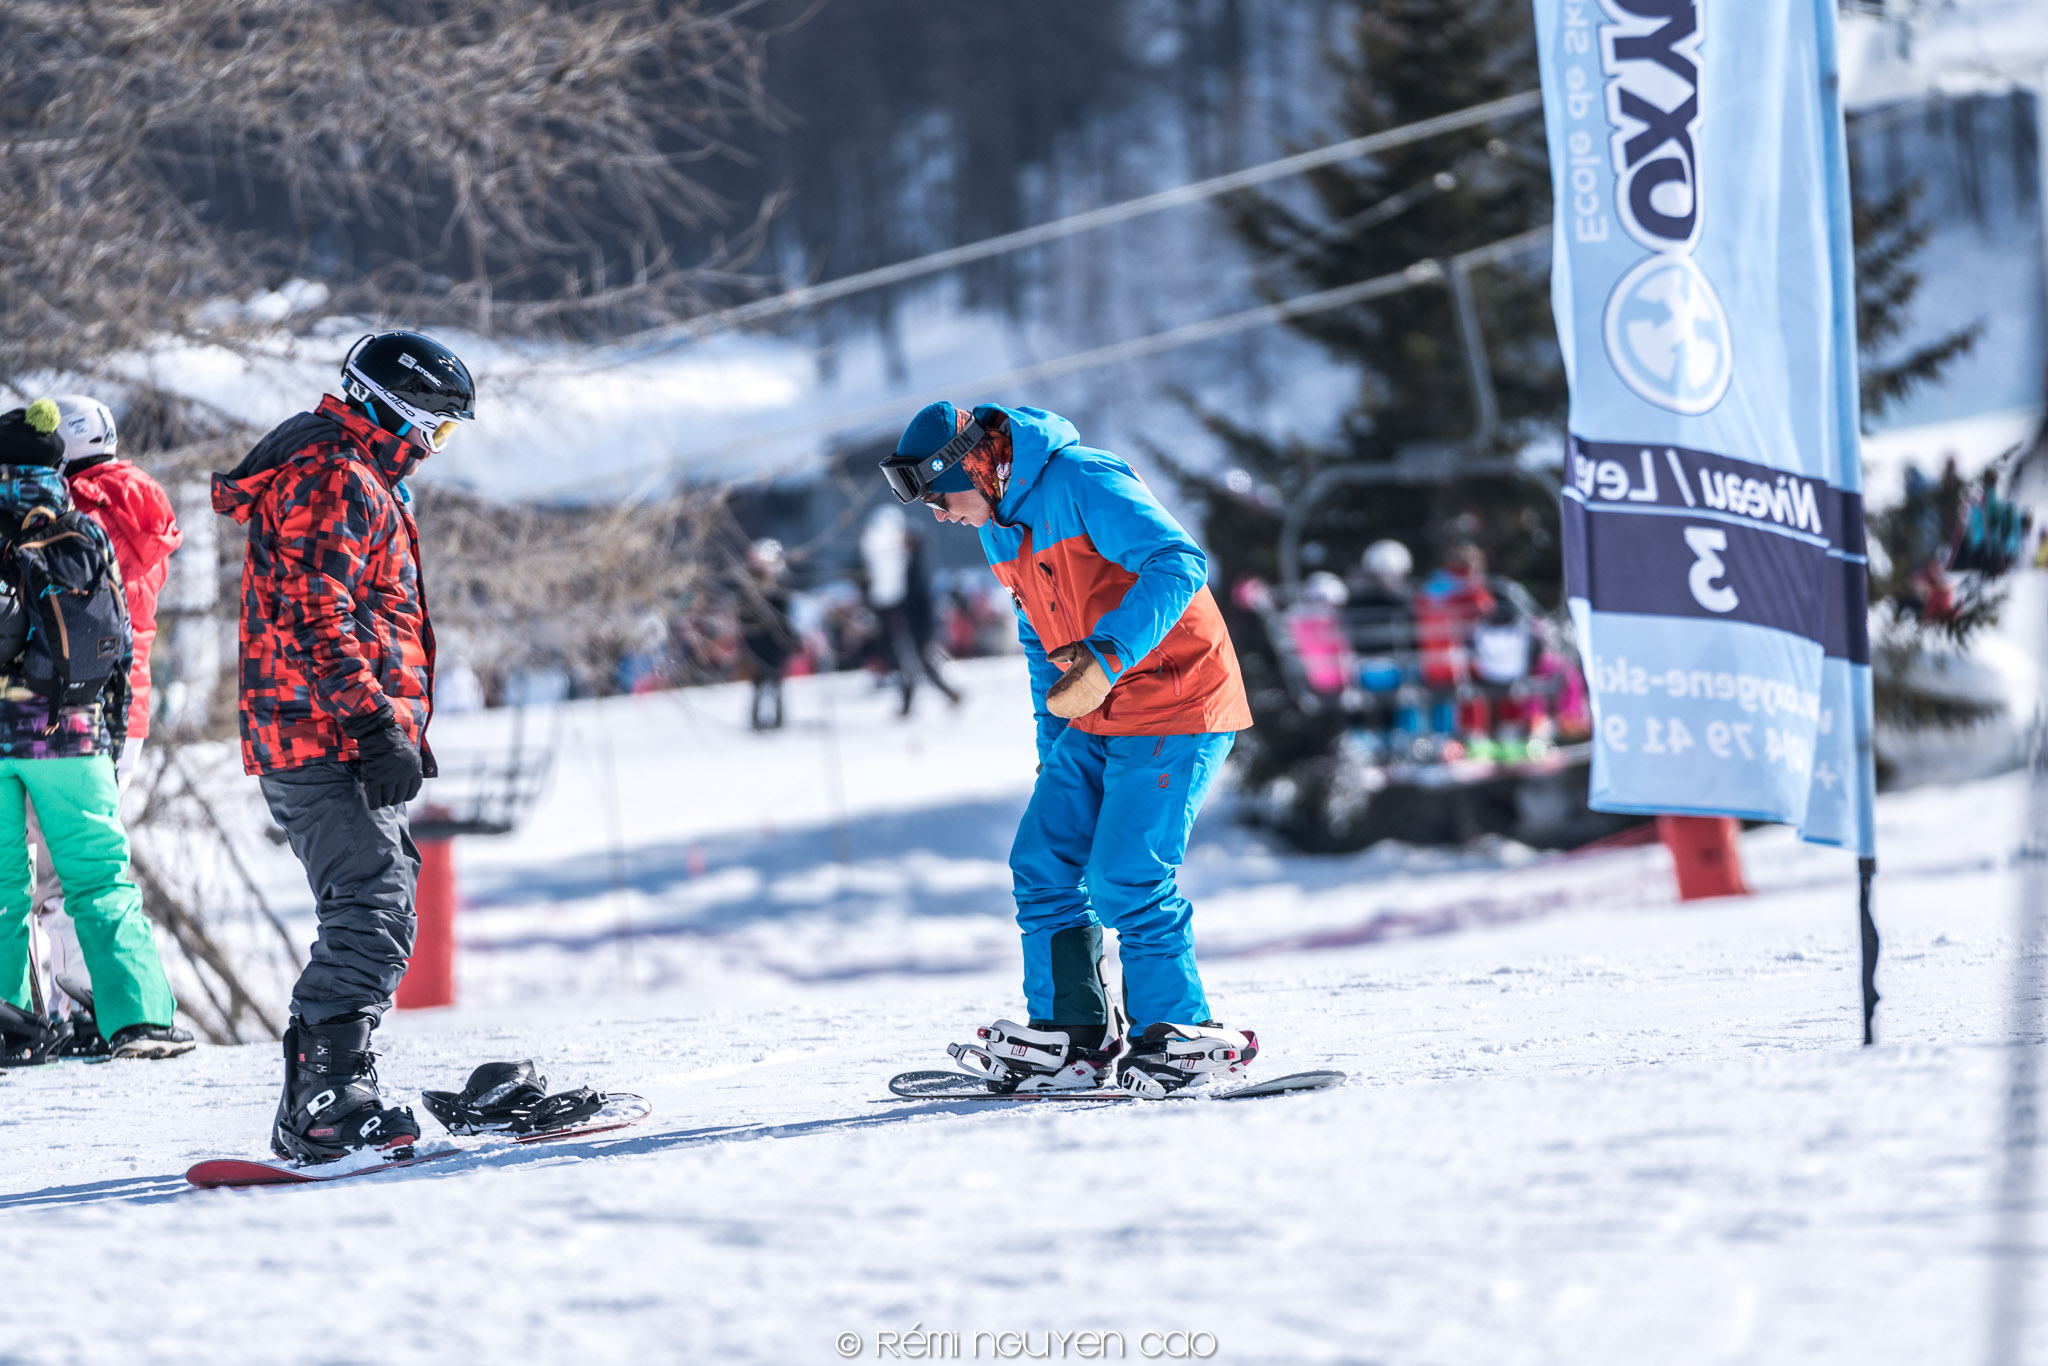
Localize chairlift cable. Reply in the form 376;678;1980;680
568;90;1545;371
582;225;1552;504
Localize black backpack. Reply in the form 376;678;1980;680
3;503;130;732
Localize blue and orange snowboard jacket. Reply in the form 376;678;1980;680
212;395;435;777
975;406;1250;763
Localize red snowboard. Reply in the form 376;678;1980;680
186;1093;652;1188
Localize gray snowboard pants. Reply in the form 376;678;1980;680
261;759;419;1026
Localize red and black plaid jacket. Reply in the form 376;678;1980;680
212;394;436;777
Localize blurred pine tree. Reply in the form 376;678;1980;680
1144;0;1558;782
1855;182;1986;426
1151;0;1559;582
1853;177;1995;741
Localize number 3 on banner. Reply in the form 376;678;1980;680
1683;526;1739;614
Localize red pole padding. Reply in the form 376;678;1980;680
1656;815;1752;901
396;837;458;1009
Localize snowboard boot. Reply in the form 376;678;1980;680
108;1023;196;1059
947;1019;1125;1093
0;999;71;1067
271;1014;421;1164
1117;1022;1258;1099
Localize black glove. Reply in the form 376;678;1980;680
342;706;423;810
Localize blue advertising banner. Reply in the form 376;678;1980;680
1534;0;1874;854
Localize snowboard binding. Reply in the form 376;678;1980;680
947;1020;1124;1094
0;998;71;1067
52;974;109;1058
1117;1022;1258;1099
421;1060;606;1136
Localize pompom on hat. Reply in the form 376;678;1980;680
0;400;67;468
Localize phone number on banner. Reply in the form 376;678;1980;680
1599;714;1812;775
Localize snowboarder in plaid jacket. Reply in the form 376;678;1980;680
212;331;474;1163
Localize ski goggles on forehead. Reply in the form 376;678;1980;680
880;419;984;505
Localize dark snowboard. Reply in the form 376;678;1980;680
886;1069;1346;1102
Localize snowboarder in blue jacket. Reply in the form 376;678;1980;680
881;400;1259;1097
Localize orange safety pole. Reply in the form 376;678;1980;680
396;836;458;1009
1656;815;1752;901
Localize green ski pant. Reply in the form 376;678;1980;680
0;755;175;1038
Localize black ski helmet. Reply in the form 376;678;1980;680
340;331;477;452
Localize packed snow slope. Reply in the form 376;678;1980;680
1;657;2040;1366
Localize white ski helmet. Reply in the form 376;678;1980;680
1361;538;1413;582
1302;571;1350;607
50;395;118;469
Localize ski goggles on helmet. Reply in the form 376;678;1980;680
880;418;985;505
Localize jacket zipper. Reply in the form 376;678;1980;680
1036;562;1081;646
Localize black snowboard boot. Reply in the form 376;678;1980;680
271;1014;421;1163
109;1023;196;1059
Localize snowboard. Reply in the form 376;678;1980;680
185;1092;652;1188
885;1069;1346;1102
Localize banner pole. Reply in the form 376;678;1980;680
1816;0;1880;1044
1858;856;1879;1045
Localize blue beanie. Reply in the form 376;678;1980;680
896;401;977;494
895;401;961;461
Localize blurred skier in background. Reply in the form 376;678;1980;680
18;395;185;1048
861;505;961;716
738;537;795;731
1414;542;1495;689
1348;538;1414;621
898;525;963;712
0;403;189;1066
213;331;473;1162
880;400;1255;1098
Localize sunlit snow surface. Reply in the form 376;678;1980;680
0;656;2038;1365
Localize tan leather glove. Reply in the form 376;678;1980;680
1045;642;1113;719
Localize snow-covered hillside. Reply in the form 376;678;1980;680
0;656;2039;1365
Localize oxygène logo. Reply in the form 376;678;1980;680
1597;0;1731;414
1603;255;1732;415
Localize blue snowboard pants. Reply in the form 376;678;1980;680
1010;730;1234;1032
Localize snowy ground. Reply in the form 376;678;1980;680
2;656;2042;1365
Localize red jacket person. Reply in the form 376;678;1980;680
213;331;471;1164
53;395;183;761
